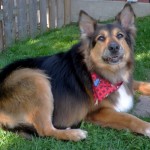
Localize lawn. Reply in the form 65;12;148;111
0;16;150;150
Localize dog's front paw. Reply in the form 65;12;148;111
144;128;150;137
66;129;88;141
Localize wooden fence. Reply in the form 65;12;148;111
0;0;71;51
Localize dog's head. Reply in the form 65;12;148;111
79;3;136;83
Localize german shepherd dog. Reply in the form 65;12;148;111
0;3;150;141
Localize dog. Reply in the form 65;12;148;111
0;3;150;141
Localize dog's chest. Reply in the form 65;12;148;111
114;84;133;112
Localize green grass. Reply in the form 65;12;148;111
0;16;150;150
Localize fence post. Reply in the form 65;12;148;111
48;0;56;29
0;0;4;51
3;0;15;47
64;0;71;25
39;0;47;33
28;0;38;38
17;0;28;40
57;0;64;28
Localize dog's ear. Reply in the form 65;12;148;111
79;10;97;38
116;3;136;36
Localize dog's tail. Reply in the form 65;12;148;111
133;80;150;96
0;58;41;85
0;58;43;99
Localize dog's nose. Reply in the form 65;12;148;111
108;42;120;53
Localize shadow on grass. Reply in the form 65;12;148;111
134;16;150;81
134;51;150;81
0;24;79;68
1;123;150;150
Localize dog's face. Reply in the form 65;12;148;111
93;24;128;65
79;4;136;83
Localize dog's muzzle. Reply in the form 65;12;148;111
102;42;124;64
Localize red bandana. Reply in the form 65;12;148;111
91;73;123;104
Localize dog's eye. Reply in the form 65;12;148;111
117;33;124;39
97;35;105;42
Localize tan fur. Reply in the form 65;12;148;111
133;80;150;96
0;68;87;141
86;100;150;136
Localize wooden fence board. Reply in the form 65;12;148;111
0;21;3;51
57;0;64;27
39;0;47;32
0;0;3;51
0;0;72;51
64;0;71;25
48;0;56;28
28;0;38;37
17;0;28;40
3;0;15;47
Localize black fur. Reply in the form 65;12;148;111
0;43;92;129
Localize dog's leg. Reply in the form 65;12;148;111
29;94;87;142
86;106;150;137
31;108;87;141
133;80;150;96
23;70;87;141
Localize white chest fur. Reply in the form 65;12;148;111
114;84;133;112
